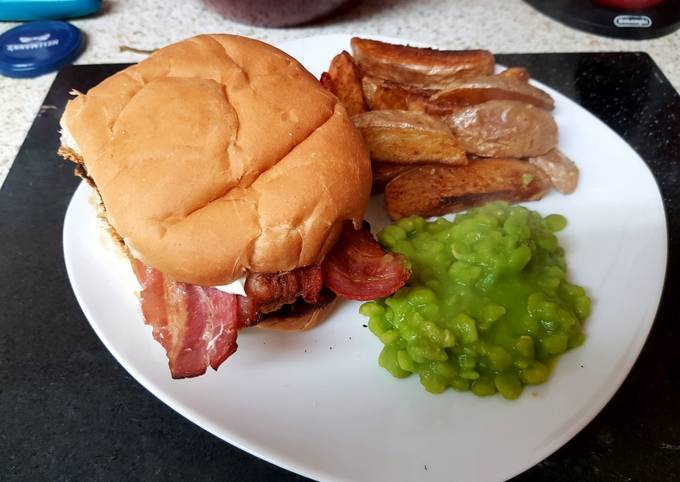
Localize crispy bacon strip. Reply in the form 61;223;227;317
246;266;322;312
237;266;323;326
322;222;410;301
132;260;239;379
131;223;408;378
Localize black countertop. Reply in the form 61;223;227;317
1;53;679;481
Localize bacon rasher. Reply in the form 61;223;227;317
132;223;410;378
131;260;239;379
322;222;410;301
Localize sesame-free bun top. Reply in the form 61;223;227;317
60;34;371;286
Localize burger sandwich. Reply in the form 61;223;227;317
59;34;409;379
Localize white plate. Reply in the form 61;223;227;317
63;34;667;482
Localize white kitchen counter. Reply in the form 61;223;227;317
1;0;678;187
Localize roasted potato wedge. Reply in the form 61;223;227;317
528;149;579;194
498;67;530;83
320;71;334;91
371;161;420;194
321;51;367;116
405;69;540;115
384;158;551;220
362;76;433;111
351;37;494;89
352;110;467;165
445;100;557;158
432;74;554;110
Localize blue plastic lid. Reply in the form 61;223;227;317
0;20;83;78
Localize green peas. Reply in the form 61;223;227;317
361;202;590;399
537;232;558;252
472;377;497;396
575;295;591;320
479;304;506;330
407;342;447;362
450;313;479;344
544;214;567;232
495;373;523;400
379;345;410;378
513;336;535;358
407;287;437;307
359;301;384;318
542;333;569;355
397;350;417;372
521;173;535;186
520;362;549;385
569;332;585;349
449;261;483;286
433;360;458;378
367;316;390;337
457;352;477;370
508;245;532;271
460;369;480;380
396;215;425;234
421;375;447;394
379;225;407;247
378;329;400;345
450;378;471;391
486;346;513;371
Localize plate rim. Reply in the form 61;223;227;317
62;33;669;482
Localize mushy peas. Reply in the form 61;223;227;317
360;202;591;399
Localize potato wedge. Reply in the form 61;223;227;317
445;100;557;158
498;67;530;83
362;76;433;111
322;51;367;116
528;149;579;194
351;37;494;89
352;110;467;165
432;74;554;110
384;158;550;220
320;71;335;91
405;69;539;115
371;161;419;194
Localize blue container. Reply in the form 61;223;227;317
0;20;83;78
0;0;101;21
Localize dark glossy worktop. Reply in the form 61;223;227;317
1;53;679;481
